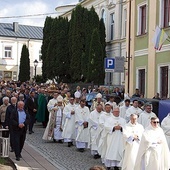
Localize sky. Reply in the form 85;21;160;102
0;0;78;27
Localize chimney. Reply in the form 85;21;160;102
13;22;19;32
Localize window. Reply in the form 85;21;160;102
39;49;42;61
110;13;115;40
123;9;127;37
137;3;147;35
160;66;168;98
138;69;145;96
4;46;12;58
141;5;146;34
164;0;170;27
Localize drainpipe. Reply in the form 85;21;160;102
127;0;132;94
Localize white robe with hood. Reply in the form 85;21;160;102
134;124;170;170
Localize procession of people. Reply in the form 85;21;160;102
0;80;170;170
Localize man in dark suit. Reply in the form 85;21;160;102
25;91;37;134
10;101;29;161
5;97;18;152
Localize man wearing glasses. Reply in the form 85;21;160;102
134;117;170;170
138;103;156;128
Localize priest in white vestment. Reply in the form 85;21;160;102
88;104;104;159
119;99;130;122
98;103;113;163
134;117;170;170
161;113;170;150
42;93;59;141
75;98;90;152
53;95;64;143
138;103;156;128
106;95;117;111
121;114;144;170
90;93;105;111
103;107;126;170
62;97;76;147
126;99;142;122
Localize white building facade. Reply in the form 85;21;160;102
56;0;127;87
0;22;43;81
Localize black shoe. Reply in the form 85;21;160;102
58;140;63;144
29;131;32;134
93;154;101;159
53;139;56;143
107;168;111;170
68;142;72;147
78;148;84;152
31;131;34;133
19;154;22;158
16;157;20;161
114;167;119;170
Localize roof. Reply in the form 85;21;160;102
0;23;43;40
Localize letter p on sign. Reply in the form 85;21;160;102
105;58;114;69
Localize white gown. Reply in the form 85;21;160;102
62;103;76;142
161;114;170;150
75;105;90;148
134;124;170;170
54;106;63;140
103;115;126;167
121;122;144;170
138;111;156;128
88;109;104;155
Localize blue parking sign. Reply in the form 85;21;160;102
105;58;114;72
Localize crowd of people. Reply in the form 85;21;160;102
0;80;170;170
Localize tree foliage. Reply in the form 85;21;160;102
88;29;104;84
41;17;54;81
41;5;106;84
18;44;30;82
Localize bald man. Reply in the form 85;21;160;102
10;101;29;161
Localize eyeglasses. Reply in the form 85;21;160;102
152;121;159;124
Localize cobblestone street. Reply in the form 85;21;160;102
25;123;103;170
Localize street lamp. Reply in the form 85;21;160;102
33;59;38;77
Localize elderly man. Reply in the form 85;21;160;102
5;97;17;152
161;113;170;150
62;96;76;147
90;93;105;111
126;99;143;122
98;103;113;163
0;97;10;128
103;107;126;170
138;103;156;128
88;104;104;159
135;117;170;170
121;114;144;170
75;98;90;152
10;101;29;161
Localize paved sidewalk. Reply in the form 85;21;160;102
9;143;57;170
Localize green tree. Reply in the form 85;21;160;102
41;16;54;81
99;18;106;59
88;29;104;85
18;44;30;82
54;17;70;82
69;5;86;82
